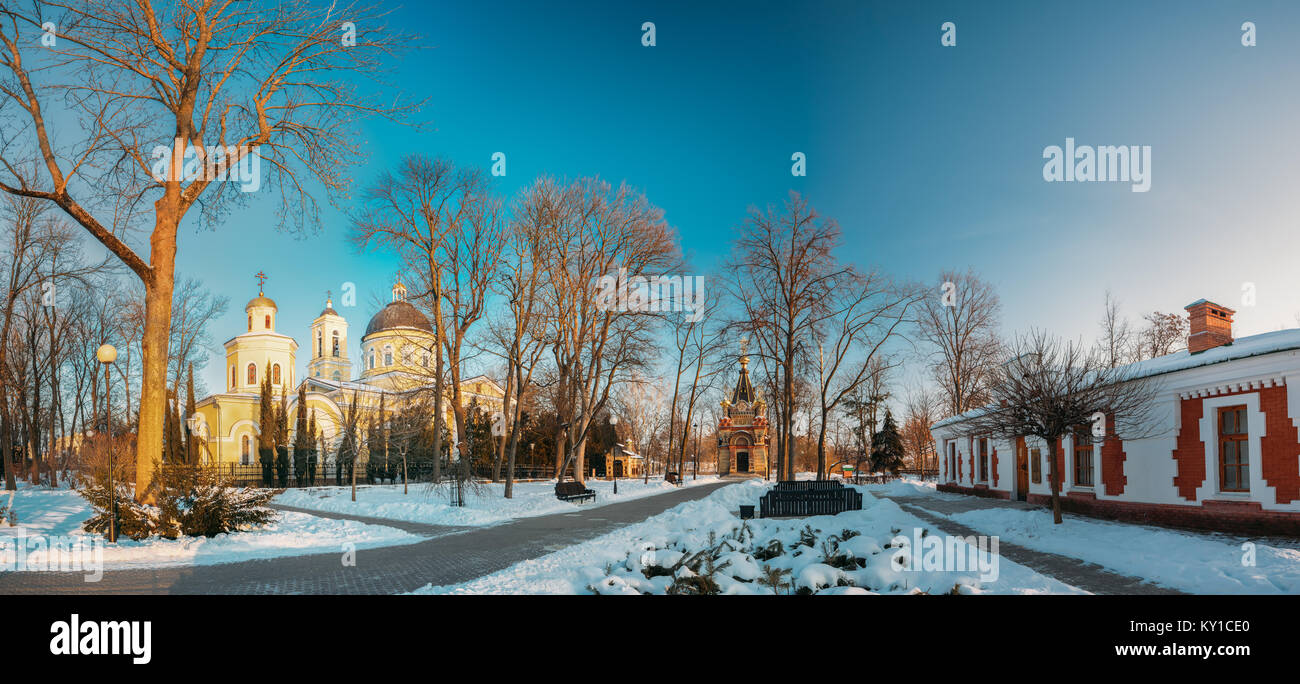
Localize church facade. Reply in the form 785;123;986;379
717;355;768;477
191;280;503;467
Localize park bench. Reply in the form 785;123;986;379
760;481;862;517
555;480;596;503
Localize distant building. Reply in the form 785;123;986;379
191;280;503;466
932;299;1300;534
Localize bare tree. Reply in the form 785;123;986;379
1097;289;1133;368
0;1;418;501
167;278;228;398
489;179;555;497
956;331;1160;524
901;386;938;472
916;269;1002;419
729;192;849;481
351;156;493;483
811;272;921;479
542;178;680;484
1136;311;1188;360
665;279;725;482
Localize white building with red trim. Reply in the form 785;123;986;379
931;300;1300;535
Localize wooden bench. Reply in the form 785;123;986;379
555;480;596;503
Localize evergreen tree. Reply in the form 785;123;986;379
184;364;198;464
293;384;310;486
274;385;290;487
306;409;319;486
870;409;905;475
162;390;176;464
258;371;275;486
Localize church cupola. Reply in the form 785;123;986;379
245;271;277;332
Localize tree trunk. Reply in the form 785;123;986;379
816;406;828;481
135;212;179;504
1046;438;1063;524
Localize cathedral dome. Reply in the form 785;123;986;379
364;300;432;337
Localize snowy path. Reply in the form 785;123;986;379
0;481;731;594
884;496;1184;595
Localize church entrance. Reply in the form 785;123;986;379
613;460;624;478
737;451;749;473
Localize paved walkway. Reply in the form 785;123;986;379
873;490;1184;595
0;482;731;595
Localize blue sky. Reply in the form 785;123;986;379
169;0;1300;394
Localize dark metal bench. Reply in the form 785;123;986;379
760;481;862;517
772;480;846;492
555;480;596;503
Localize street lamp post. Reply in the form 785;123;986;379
96;344;117;543
609;415;619;494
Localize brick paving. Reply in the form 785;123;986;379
0;482;731;595
875;491;1185;595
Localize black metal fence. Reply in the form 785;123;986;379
199;461;561;488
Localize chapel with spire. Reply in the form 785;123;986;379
717;343;768;477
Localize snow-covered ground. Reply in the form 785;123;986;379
865;479;1300;594
2;484;421;570
274;475;720;527
413;480;1085;595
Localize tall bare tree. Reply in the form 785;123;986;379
729;192;849;481
916;268;1003;419
351;156;494;483
0;1;418;501
811;272;921;479
542;178;680;484
489;179;555;497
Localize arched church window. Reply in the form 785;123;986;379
383;345;393;366
247;363;257;385
332;331;340;357
369;352;375;370
332;371;341;381
241;435;250;465
273;364;282;385
264;314;271;329
230;365;236;389
248;316;252;331
317;333;322;358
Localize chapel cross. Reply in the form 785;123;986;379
255;271;268;295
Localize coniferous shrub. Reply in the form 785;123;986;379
81;464;276;540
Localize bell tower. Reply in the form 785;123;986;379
308;292;351;382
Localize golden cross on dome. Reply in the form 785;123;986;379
254;271;268;295
739;336;749;356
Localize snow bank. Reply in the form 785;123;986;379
414;480;1084;595
275;476;719;527
2;486;421;569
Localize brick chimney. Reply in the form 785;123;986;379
1184;299;1234;354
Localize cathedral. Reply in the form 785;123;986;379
191;279;504;466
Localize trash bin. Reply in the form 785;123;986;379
739;505;755;520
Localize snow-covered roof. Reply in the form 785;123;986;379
933;327;1300;430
